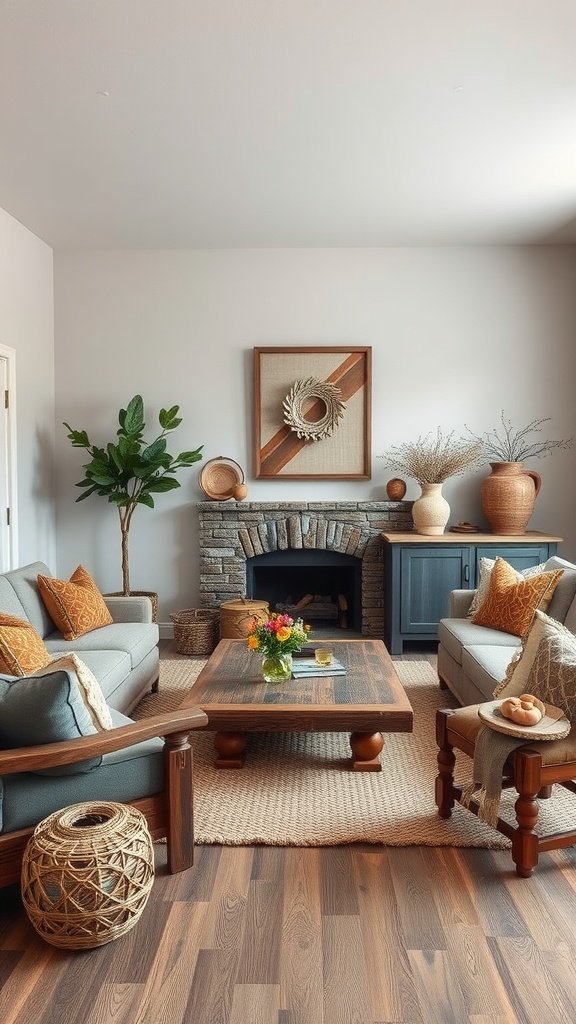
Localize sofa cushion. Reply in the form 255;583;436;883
0;577;28;620
468;558;546;617
461;645;518;698
495;610;576;722
0;615;52;675
2;709;164;833
3;562;55;638
542;556;576;623
0;668;103;775
53;621;159;670
44;645;132;703
32;653;113;730
37;565;113;640
438;617;520;666
471;558;563;638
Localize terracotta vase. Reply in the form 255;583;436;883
412;482;450;536
480;462;541;535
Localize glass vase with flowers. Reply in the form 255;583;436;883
247;613;311;682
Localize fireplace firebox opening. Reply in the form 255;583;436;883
246;550;361;632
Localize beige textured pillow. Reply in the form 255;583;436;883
471;558;563;638
468;558;546;618
0;614;51;676
37;565;113;640
32;652;113;730
495;610;576;721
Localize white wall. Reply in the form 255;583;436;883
0;208;56;567
54;247;576;625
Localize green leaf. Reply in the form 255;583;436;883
144;477;181;493
64;425;91;448
123;395;145;435
175;448;204;465
75;485;99;502
159;406;181;430
138;493;155;508
89;473;116;486
142;438;167;461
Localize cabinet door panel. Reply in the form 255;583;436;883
474;545;550;579
400;548;469;633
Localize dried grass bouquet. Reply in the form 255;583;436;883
378;428;483;486
464;412;574;462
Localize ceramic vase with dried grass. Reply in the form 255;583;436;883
412;482;450;536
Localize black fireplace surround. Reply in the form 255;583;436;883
197;501;412;638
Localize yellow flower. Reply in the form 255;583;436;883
247;635;259;650
276;626;291;642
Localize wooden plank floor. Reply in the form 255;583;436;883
1;644;576;1023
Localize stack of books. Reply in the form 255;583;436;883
291;655;346;678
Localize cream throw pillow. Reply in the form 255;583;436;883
31;652;113;730
468;558;546;617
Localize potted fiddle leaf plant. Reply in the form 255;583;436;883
64;395;203;603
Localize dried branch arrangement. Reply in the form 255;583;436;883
464;412;574;462
378;429;483;485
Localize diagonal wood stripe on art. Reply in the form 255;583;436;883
259;351;366;476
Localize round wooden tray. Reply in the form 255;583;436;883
199;457;244;501
478;700;570;740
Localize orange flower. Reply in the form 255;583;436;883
247;634;259;650
276;626;291;642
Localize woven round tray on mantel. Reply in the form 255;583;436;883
198;456;247;501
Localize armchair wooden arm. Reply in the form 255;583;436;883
0;707;208;775
0;706;209;888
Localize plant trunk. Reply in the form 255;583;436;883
120;513;130;595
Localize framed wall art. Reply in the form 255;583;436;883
254;346;372;479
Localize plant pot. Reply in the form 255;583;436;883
106;591;158;622
480;462;541;535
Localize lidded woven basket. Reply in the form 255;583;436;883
170;607;220;655
220;598;269;639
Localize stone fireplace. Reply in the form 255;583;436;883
197;500;412;637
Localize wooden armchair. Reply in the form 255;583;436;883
0;706;208;888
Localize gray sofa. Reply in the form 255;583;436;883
437;555;576;706
0;561;159;713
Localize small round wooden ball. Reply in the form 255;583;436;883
232;483;248;501
386;478;407;500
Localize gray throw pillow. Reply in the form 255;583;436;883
0;669;102;775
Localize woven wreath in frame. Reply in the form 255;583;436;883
282;377;346;441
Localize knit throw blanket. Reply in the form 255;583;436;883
460;725;527;828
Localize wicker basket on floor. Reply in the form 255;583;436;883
170;608;220;656
21;802;154;950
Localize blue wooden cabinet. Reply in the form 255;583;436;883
381;531;562;655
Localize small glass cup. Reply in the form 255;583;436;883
314;648;333;667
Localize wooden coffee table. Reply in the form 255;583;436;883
180;638;413;771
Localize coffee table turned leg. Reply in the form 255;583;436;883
213;731;248;768
349;731;384;771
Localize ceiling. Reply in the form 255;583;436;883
2;1;576;250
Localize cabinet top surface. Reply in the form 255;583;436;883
380;531;563;544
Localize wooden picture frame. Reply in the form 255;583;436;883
254;346;372;479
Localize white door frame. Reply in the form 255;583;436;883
0;344;18;570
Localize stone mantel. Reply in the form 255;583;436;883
197;500;413;637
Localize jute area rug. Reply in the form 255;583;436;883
133;656;574;849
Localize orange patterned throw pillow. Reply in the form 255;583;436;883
37;565;113;641
0;614;52;675
471;557;563;638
